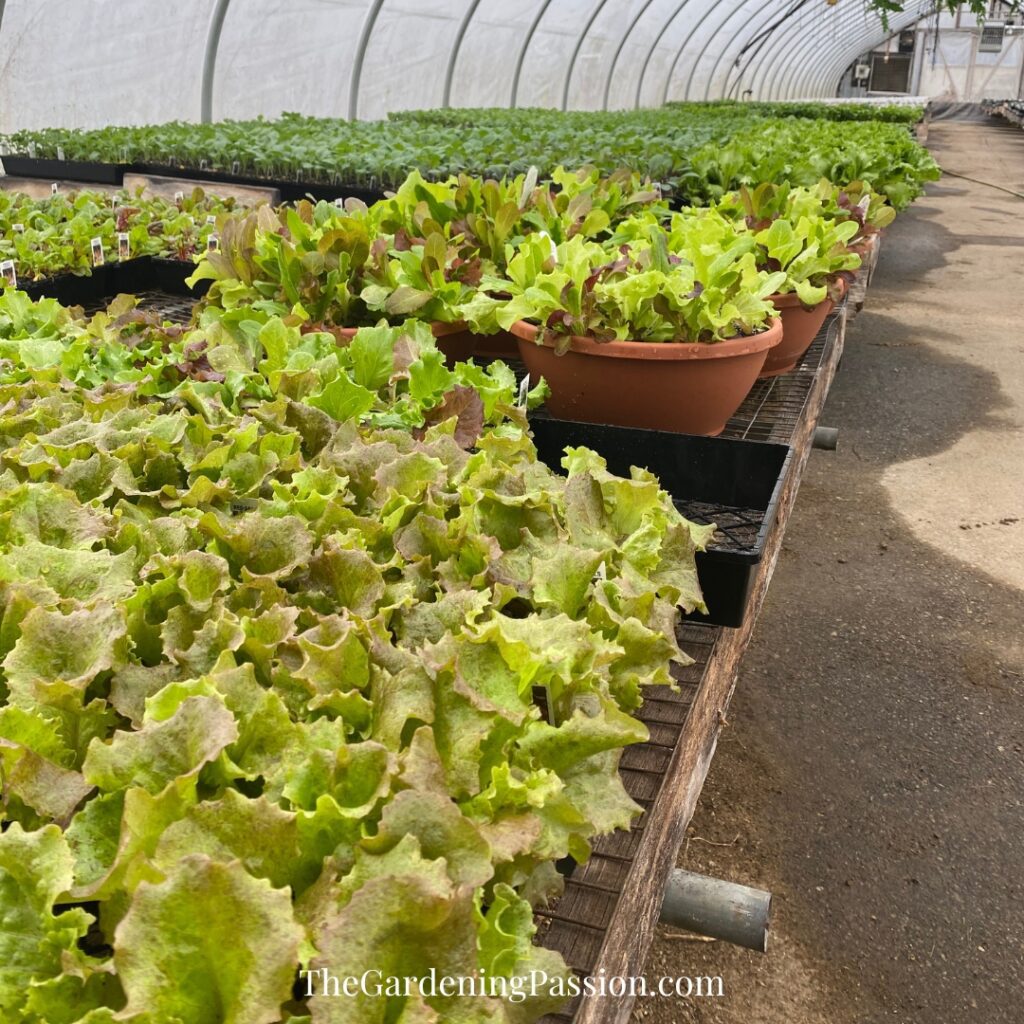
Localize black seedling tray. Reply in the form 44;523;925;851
10;257;208;307
115;257;210;297
2;156;126;185
530;418;793;629
131;163;387;206
19;265;117;305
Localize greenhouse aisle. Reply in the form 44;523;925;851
632;121;1024;1024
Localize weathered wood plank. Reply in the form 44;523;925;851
564;310;847;1024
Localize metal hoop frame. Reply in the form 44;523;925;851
634;0;698;108
562;0;612;110
442;0;484;107
700;0;775;101
601;0;660;110
200;0;231;123
510;0;556;107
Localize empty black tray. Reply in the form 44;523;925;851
2;156;126;186
530;418;793;628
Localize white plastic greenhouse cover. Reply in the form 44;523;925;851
0;0;933;132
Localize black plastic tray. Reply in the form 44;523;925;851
530;418;793;628
10;256;208;306
2;156;126;185
19;265;116;305
131;163;387;206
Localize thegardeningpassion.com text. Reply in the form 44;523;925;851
301;967;725;1003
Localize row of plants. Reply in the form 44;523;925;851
0;187;237;282
0;117;928;1021
662;100;924;124
0;282;716;1023
1;104;940;204
182;165;888;432
1;160;899;435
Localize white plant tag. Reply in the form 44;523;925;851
231;160;240;175
334;197;345;208
207;234;219;252
174;190;184;204
1;260;17;288
91;237;104;266
117;232;130;261
12;223;24;233
27;142;37;158
206;214;217;226
593;560;607;583
517;373;531;409
51;182;59;196
56;145;65;161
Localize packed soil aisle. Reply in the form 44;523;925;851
634;120;1024;1024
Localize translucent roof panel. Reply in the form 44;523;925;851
0;0;934;134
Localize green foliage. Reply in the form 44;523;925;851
0;187;236;281
0;287;713;1023
1;104;939;208
464;216;785;346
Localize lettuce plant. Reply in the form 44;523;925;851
360;229;490;326
0;186;234;282
186;200;376;326
0;288;711;1023
463;226;785;349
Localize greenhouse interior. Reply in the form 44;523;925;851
0;1;1022;1023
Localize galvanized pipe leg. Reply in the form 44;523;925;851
660;869;772;952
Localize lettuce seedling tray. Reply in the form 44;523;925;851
530;418;793;628
12;257;209;307
130;163;387;206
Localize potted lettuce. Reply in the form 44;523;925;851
710;185;861;375
462;226;785;436
358;229;488;365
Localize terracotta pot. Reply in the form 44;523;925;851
429;321;478;366
510;318;782;437
334;320;477;367
850;234;878;274
470;329;519;360
760;279;845;378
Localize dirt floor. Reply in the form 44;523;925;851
631;120;1024;1024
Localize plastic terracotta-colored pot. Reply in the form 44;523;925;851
850;234;878;274
510;318;782;437
470;329;519;360
760;279;846;378
333;321;477;367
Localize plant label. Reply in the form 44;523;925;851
517;373;531;409
12;223;24;233
56;146;65;162
51;183;59;196
207;234;219;253
231;161;240;175
118;233;130;261
91;237;104;266
206;215;217;226
1;260;16;288
539;231;558;264
334;198;345;208
174;190;184;204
